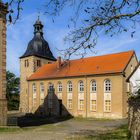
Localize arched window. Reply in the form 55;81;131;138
32;83;36;94
104;79;111;92
90;80;97;92
78;80;84;92
58;82;62;92
40;82;44;93
67;81;72;92
48;82;53;91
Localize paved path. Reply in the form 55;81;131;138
0;118;127;140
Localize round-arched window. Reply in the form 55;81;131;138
104;79;111;92
90;80;97;92
78;80;84;92
67;81;72;92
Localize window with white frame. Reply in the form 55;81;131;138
58;82;62;92
67;81;72;92
78;80;84;92
90;80;97;92
32;83;36;94
67;99;72;109
104;79;111;92
79;99;84;110
90;100;97;111
40;83;44;93
104;100;111;112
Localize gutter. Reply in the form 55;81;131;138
28;72;124;81
85;75;88;118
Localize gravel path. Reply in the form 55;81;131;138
0;118;127;140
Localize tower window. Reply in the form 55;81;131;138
37;60;41;67
25;60;29;67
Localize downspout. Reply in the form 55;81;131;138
27;81;29;113
85;75;88;118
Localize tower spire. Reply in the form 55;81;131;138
33;16;43;36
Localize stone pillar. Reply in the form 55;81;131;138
0;2;8;126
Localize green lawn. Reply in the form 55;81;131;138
67;125;130;140
0;127;22;133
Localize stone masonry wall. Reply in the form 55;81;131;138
0;2;8;126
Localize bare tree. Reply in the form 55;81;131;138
2;0;24;24
3;0;140;58
45;0;140;58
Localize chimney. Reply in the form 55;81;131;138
57;57;61;69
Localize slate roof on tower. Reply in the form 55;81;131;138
20;18;56;61
28;50;135;81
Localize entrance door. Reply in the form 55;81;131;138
58;100;62;116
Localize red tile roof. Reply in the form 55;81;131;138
28;50;135;81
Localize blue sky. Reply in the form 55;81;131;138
4;0;140;76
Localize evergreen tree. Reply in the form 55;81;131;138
6;71;20;110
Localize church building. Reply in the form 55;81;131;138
20;18;139;119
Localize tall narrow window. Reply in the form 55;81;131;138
58;82;62;92
78;80;84;92
67;81;72;92
32;83;36;94
79;100;84;110
104;79;111;92
104;100;111;112
25;59;29;67
40;83;44;93
91;100;96;111
67;99;72;109
90;80;97;92
37;60;41;67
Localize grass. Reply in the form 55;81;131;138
67;125;130;140
0;117;129;139
72;117;114;122
0;126;37;133
0;127;22;133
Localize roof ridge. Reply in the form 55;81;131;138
70;50;134;62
